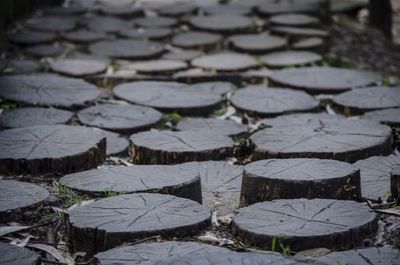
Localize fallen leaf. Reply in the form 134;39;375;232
28;243;66;263
0;226;30;237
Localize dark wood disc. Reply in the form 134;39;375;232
189;15;254;33
113;81;222;115
0;107;73;129
189;81;236;96
50;58;108;77
172;31;222;50
177;118;247;137
241;158;360;206
68;193;211;255
269;13;319;27
89;40;164;59
163;50;202;61
228;33;288;54
119;28;172;40
78;103;162;134
270;26;329;38
62;29;107;43
361;108;400;126
0;242;40;265
257;0;327;16
251;116;392;163
269;67;382;94
259;51;322;68
133;16;178;28
201;3;252;16
123;59;187;74
292;37;325;51
25;44;65;57
84;16;132;33
0;74;101;108
231;86;319;117
95;241;230;265
191;52;257;72
25;16;77;32
130;130;234;164
5;59;41;74
332;87;400;115
60;164;202;202
0;125;106;174
0;180;49;222
353;155;400;202
232;198;378;251
8;30;56;45
158;3;197;16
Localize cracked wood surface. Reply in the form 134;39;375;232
177;117;247;137
361;108;400;126
191;52;258;72
189;15;254;33
89;40;165;59
228;33;288;54
0;242;40;265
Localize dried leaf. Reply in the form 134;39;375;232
28;243;66;263
0;226;30;237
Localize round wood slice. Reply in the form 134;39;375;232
50;58;108;77
85;16;132;33
95;241;229;265
8;30;56;45
270;26;329;38
123;60;187;74
260;112;345;127
228;34;288;54
231;86;319;117
191;52;257;72
232;198;378;251
270;13;319;27
119;28;172;40
158;3;197;16
43;6;86;16
0;74;101;109
189;15;254;33
189;81;235;96
0;180;49;222
183;161;244;216
353;155;400;202
96;129;129;157
269;67;382;94
257;0;323;16
78;103;162;134
113;81;222;115
201;3;252;16
313;247;400;265
260;51;322;68
242;158;361;206
25;45;65;57
332;87;400;115
25;16;77;32
361;108;400;127
177;118;247;137
0;125;106;175
0;242;40;265
62;29;107;43
251;116;392;163
99;4;143;17
292;37;325;51
172;31;222;50
68;193;211;255
89;40;164;59
163;50;202;61
155;252;311;265
130;130;234;164
0;107;73;129
6;59;41;74
61;164;202;202
133;16;178;28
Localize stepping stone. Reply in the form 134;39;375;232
68;193;211;255
119;27;172;40
250;116;392;163
163;50;202;61
77;103;162;134
98;4;143;17
133;16;178;28
353;155;400;202
201;3;252;16
158;3;197;16
89;40;164;59
95;241;229;265
189;81;235;96
25;16;77;32
172;31;222;50
259;51;322;68
113;81;222;115
232;198;378;251
60;164;202;202
292;37;325;51
0;125;106;175
122;59;187;74
8;30;56;45
260;112;344;127
257;0;327;16
155;250;321;265
270;26;329;39
177;118;247;137
25;45;65;57
5;59;41;74
269;67;382;94
241;158;360;206
270;13;319;27
130;131;234;164
0;242;41;265
62;29;107;43
0;74;101;109
313;247;400;265
332;87;400;115
97;129;129;157
361;108;400;127
189;15;254;34
231;86;319;117
0;180;49;222
50;58;108;77
43;6;86;16
228;34;288;54
85;16;132;33
191;52;257;72
0;107;73;129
